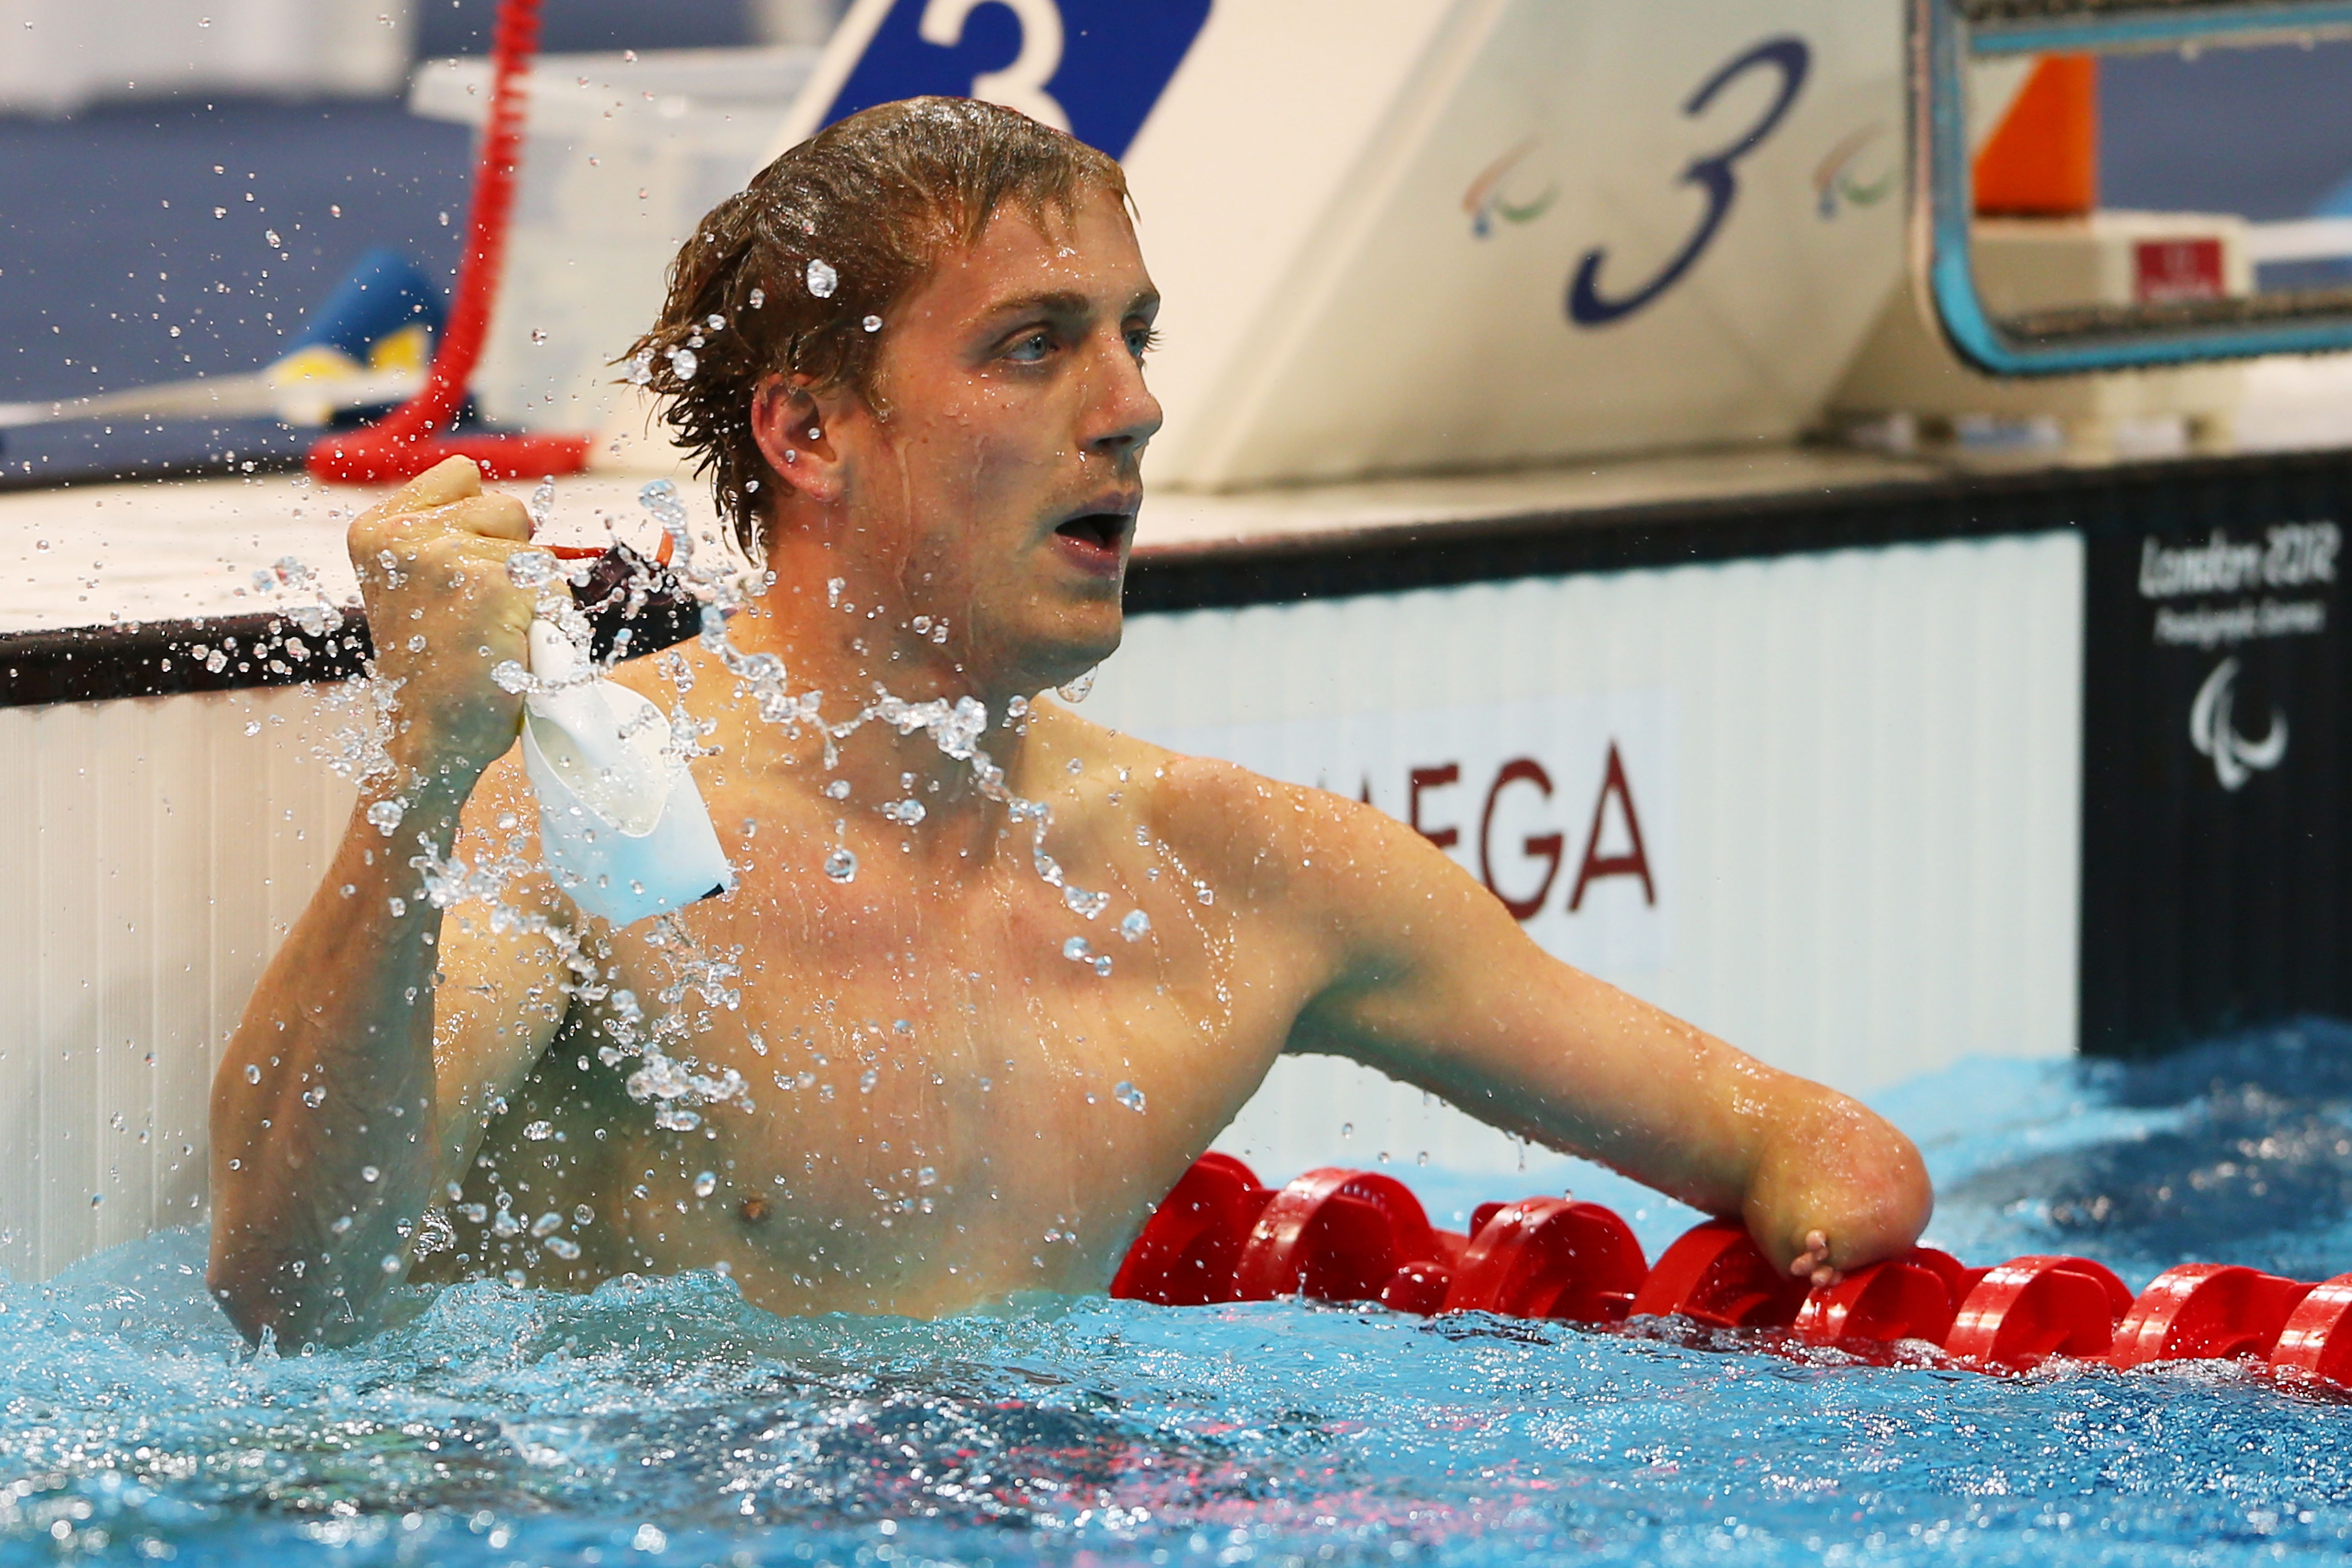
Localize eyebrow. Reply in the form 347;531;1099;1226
980;289;1161;325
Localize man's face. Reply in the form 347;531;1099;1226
837;187;1162;697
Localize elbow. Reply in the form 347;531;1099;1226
206;1205;327;1349
205;1249;279;1348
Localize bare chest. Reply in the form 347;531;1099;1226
507;848;1298;1312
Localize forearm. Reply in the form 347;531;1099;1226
1423;997;1929;1270
206;770;476;1343
1313;914;1930;1272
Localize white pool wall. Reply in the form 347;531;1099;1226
0;687;354;1283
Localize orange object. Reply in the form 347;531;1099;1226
1974;54;2098;217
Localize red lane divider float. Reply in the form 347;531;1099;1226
1111;1155;2352;1389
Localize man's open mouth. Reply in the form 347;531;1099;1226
1052;511;1133;572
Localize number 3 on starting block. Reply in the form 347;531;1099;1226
812;0;1214;158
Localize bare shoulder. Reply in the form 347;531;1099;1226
1037;703;1442;919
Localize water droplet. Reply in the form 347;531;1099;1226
243;1064;260;1084
706;313;727;331
530;327;548;344
824;779;851;800
1057;669;1097;703
544;1235;581;1260
330;1214;352;1234
574;1204;595;1225
748;287;766;309
863;314;882;332
1340;1122;1354;1139
1114;1081;1147;1113
693;1171;717;1198
1092;955;1113;977
670;348;698;380
365;798;404;836
380;1254;402;1274
506;549;558;588
361;1165;381;1183
1063;936;1092;962
824;846;858;882
302;1085;325;1107
523;1119;554;1141
806;258;838;297
1119;909;1150;941
858;1067;878;1094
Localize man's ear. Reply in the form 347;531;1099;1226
749;374;848;505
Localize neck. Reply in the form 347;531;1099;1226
711;534;1039;818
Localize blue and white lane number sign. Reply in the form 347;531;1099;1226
821;0;1213;159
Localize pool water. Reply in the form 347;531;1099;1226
10;1024;2352;1568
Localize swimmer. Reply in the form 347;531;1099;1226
207;98;1931;1344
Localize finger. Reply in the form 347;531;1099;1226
384;455;484;514
354;456;482;533
428;492;534;543
371;494;534;558
1788;1230;1832;1278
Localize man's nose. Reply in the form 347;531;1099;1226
1085;337;1164;460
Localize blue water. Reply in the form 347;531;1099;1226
10;1025;2352;1568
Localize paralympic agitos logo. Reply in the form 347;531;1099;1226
2189;656;2287;793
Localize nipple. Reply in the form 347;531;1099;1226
740;1193;772;1224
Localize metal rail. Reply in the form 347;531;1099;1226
1915;0;2352;375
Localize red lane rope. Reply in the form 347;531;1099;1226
308;0;592;485
1116;1154;2352;1389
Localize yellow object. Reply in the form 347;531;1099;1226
367;323;434;374
265;344;364;387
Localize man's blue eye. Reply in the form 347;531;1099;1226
1007;331;1051;362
